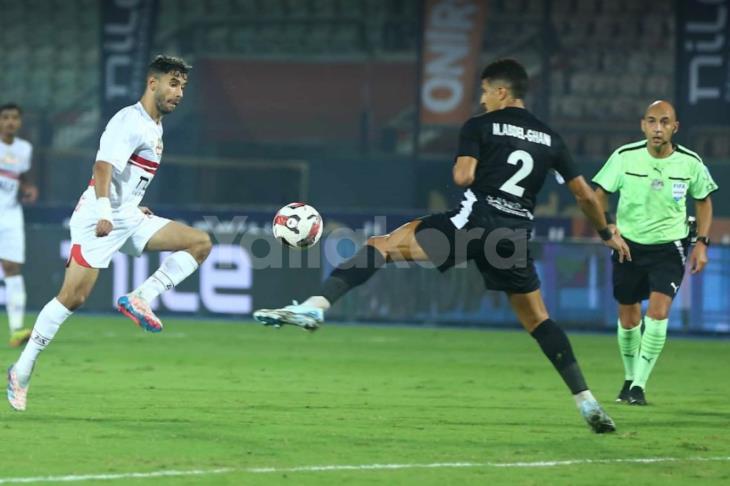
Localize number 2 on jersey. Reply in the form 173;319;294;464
500;150;534;197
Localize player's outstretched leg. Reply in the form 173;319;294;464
509;290;616;433
1;261;31;348
8;260;98;411
254;220;429;330
118;221;211;332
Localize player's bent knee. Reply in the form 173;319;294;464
56;290;87;311
190;231;213;263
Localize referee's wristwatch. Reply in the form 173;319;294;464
696;236;710;247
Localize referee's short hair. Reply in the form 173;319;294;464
481;59;529;99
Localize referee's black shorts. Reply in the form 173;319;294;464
612;237;690;305
414;208;540;294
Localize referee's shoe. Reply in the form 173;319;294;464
629;386;647;406
616;380;632;403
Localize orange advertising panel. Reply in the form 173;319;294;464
420;0;487;126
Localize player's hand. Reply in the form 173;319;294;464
689;243;708;274
96;219;113;237
20;184;38;204
608;224;620;237
604;233;631;263
139;206;154;216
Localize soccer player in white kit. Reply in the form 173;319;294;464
7;56;212;411
0;103;38;348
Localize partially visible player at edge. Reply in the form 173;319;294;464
593;100;717;406
255;59;631;433
0;103;38;348
7;56;213;412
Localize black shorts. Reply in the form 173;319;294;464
612;237;690;305
414;209;540;294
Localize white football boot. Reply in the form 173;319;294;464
253;301;323;331
579;399;616;433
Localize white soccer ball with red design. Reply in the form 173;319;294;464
272;203;323;248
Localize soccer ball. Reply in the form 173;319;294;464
272;203;324;248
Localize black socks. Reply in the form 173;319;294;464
321;245;387;305
531;319;588;395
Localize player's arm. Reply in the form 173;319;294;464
93;161;115;237
689;196;713;274
594;185;609;212
93;111;144;236
568;176;631;262
593;186;619;235
18;171;38;204
555;138;629;260
453;156;477;187
453;118;480;187
19;145;38;204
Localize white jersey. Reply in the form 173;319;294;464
81;102;164;213
0;137;32;211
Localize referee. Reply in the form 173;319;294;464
593;100;718;406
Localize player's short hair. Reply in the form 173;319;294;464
481;59;529;99
147;55;192;78
0;103;22;115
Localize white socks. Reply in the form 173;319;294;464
4;275;26;332
573;390;596;408
302;296;331;311
134;251;199;302
15;298;72;386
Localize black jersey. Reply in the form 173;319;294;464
452;107;580;227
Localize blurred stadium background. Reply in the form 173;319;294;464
1;0;729;333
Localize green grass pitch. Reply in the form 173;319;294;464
0;315;728;485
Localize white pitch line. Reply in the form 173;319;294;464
1;456;729;484
246;456;730;473
0;469;234;484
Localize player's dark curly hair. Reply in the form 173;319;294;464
0;103;22;115
481;59;528;99
148;55;192;77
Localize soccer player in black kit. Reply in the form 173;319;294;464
255;59;631;433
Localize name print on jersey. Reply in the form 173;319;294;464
492;123;552;147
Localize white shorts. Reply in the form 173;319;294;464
0;207;25;264
69;204;171;269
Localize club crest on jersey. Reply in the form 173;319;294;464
672;182;687;201
651;179;664;191
155;138;163;157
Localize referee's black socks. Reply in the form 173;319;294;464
531;319;588;395
321;244;386;305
